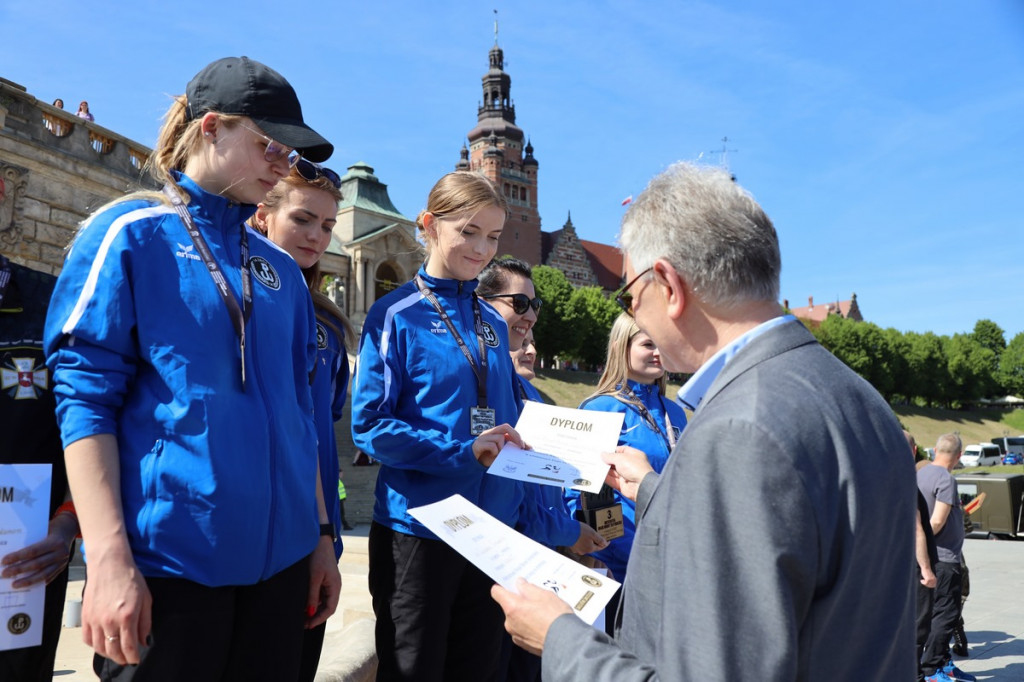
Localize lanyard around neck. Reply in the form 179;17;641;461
414;275;488;408
621;383;676;451
163;184;252;388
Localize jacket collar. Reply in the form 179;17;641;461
416;265;479;298
170;170;258;231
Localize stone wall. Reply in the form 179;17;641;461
0;77;153;274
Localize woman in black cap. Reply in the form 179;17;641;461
44;57;338;681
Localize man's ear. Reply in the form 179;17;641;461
653;258;685;320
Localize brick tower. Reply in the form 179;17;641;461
456;38;541;264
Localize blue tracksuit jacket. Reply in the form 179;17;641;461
312;314;349;560
566;380;687;581
351;267;526;538
44;172;320;586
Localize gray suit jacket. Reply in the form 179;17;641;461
543;320;916;681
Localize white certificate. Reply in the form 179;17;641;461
0;463;51;651
488;400;624;493
409;494;620;626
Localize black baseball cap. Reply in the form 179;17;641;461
185;56;333;163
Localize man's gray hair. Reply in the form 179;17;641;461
620;163;781;308
935;433;963;457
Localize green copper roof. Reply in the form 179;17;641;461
338;161;408;222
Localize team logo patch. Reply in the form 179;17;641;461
479;321;500;348
1;357;48;399
430;320;447;335
316;323;328;350
249;256;281;290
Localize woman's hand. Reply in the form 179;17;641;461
568;521;609;555
81;545;152;666
1;512;78;587
306;536;341;628
472;423;525;468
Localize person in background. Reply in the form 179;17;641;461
76;100;93;121
52;98;64;109
906;430;938;682
44;56;338;681
338;470;354;531
251;158;353;682
0;255;80;682
918;434;976;682
477;257;606;682
565;312;686;633
351;172;526;681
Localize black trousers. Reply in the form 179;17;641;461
0;564;70;682
921;560;962;676
297;622;326;682
94;556;309;682
915;567;935;682
368;522;504;682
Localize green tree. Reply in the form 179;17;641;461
531;265;574;365
818;316;895;399
905;332;949;407
882;327;911;403
971;319;1006;359
564;286;619;368
944;333;997;404
997;332;1024;397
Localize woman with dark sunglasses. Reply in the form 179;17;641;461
477;257;607;682
44;57;338;681
252;160;353;682
565;312;688;634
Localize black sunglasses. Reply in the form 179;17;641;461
614;267;653;316
295;158;342;189
482;293;543;315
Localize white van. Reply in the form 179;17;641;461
960;443;1002;468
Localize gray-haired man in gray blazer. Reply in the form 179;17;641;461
492;163;916;680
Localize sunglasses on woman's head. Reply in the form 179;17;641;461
295;158;342;190
482;293;543;315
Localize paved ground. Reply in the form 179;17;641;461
50;528;1024;679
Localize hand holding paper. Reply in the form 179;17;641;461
487;401;624;493
408;494;619;627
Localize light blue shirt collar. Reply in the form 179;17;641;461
675;314;796;412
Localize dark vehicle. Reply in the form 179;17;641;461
955;473;1024;538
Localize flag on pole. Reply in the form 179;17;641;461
621;195;633;206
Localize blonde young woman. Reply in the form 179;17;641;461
351;172;528;681
565;313;688;630
251;160;354;682
44;57;338;681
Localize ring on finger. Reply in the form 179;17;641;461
106;635;120;642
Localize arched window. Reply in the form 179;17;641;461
374;262;402;301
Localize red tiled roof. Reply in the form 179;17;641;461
579;239;624;292
788;295;861;324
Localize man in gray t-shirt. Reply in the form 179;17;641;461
917;434;971;682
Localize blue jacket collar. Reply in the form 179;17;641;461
170;170;258;229
416;265;479;298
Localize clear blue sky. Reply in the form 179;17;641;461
3;1;1022;339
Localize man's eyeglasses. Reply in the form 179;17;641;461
614;267;653;316
482;293;543;315
239;123;301;168
296;158;342;189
